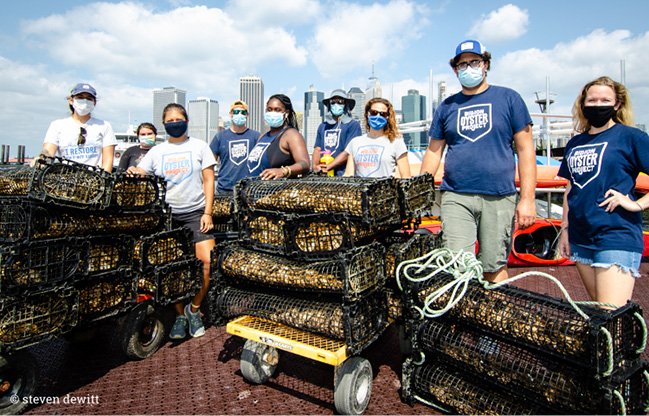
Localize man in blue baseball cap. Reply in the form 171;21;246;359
420;39;537;282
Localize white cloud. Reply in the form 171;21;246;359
225;0;322;27
467;4;529;44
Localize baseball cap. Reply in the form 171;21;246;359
454;40;486;59
70;83;97;98
230;100;248;112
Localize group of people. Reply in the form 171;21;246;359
38;37;649;341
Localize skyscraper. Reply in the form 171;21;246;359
347;87;365;125
303;87;324;152
402;89;427;149
239;75;264;134
153;86;186;140
188;98;219;143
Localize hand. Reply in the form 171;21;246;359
558;228;571;259
515;198;536;230
260;168;284;180
599;189;641;212
200;214;213;233
320;163;330;173
312;163;321;172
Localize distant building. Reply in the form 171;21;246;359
295;111;304;136
402;89;427;149
303;88;324;151
239;75;264;134
187;97;219;143
347;87;365;126
153;86;186;140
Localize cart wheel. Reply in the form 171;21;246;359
334;356;372;415
119;301;166;360
240;339;279;384
0;350;39;415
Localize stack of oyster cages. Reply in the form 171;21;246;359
0;156;201;354
210;173;436;353
398;265;649;415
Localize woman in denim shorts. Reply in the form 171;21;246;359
558;77;649;308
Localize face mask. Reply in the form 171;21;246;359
139;135;156;147
368;115;388;130
458;66;484;88
583;105;617;128
73;99;95;116
330;104;344;116
232;114;247;126
164;120;188;138
265;111;285;128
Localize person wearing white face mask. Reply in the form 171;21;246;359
38;83;117;171
419;39;537;283
117;122;157;172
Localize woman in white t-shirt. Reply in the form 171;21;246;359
38;83;117;171
339;97;410;178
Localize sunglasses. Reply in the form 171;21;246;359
330;98;345;105
368;109;389;118
232;109;248;115
78;127;87;145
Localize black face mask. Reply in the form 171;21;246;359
583;105;617;128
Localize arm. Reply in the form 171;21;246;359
513;124;536;229
343;155;355;177
200;166;215;232
260;129;311;180
117;148;131;173
419;139;445;175
312;146;322;172
324;150;349;174
31;143;58;167
101;145;115;172
396;153;411;178
558;182;571;259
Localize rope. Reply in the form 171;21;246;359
643;371;649;412
599;327;614;377
613;390;627;416
635;312;647;355
414;395;450;414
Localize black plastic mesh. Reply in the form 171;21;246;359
0;165;32;196
386;286;403;321
110;173;166;210
75;269;136;321
133;227;193;272
81;235;135;275
597;361;649;415
396;173;435;219
212;241;385;301
137;257;202;305
212;193;234;218
382;232;441;279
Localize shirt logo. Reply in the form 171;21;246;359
229;140;249;166
247;142;270;172
162;151;192;185
566;142;607;189
457;103;492;142
356;145;384;177
324;129;340;149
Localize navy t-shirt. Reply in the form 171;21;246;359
558;123;649;253
429;85;532;196
209;128;260;193
314;120;362;176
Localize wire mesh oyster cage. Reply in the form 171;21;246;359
212;285;388;355
238;210;398;261
212;241;386;301
136;256;202;305
234;176;400;225
109;173;166;211
386;284;403;322
0;165;32;196
75;268;136;322
212;192;234;218
0;287;78;352
401;356;553;415
400;271;646;378
396;173;435;220
410;316;649;414
381;231;442;280
133;227;193;272
0;237;82;296
79;235;135;276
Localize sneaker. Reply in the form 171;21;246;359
184;304;205;338
170;315;188;340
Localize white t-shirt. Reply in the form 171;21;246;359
44;116;117;167
138;137;217;214
345;134;408;177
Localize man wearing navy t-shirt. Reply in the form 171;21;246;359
420;39;537;282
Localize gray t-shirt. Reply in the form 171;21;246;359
138;137;216;214
345;134;408;177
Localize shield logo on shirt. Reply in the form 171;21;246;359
456;103;492;142
566;142;608;189
229;139;249;166
355;145;384;177
324;129;341;149
162;151;193;185
247;142;270;172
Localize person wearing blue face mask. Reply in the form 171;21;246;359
209;100;260;193
337;97;410;178
116;122;157;172
312;89;362;176
419;39;537;283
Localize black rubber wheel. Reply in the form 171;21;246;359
0;350;39;415
119;301;166;360
334;356;373;415
240;339;278;384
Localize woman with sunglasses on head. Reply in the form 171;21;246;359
128;103;216;339
339;97;410;178
38;83;117;171
247;94;310;180
116;122;157;172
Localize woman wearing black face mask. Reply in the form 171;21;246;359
557;76;649;308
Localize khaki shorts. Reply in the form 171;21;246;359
440;192;517;273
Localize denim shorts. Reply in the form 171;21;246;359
570;244;642;278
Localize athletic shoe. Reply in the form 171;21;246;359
169;315;188;340
184;304;205;338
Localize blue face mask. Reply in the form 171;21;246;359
368;114;388;130
163;120;188;138
330;104;344;116
232;114;247;126
458;66;484;88
265;111;285;128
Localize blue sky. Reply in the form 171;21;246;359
0;0;648;156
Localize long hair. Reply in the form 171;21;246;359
572;76;634;133
364;97;401;142
268;94;299;131
162;103;189;122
